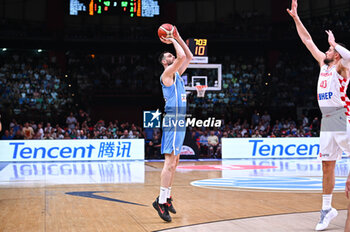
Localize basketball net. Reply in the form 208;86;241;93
195;85;208;98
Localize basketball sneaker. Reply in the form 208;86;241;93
153;197;172;222
315;208;338;231
167;197;176;214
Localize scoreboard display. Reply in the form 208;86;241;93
186;38;208;64
69;0;160;17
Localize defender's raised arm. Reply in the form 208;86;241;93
287;0;326;66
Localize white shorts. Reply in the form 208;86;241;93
318;109;350;161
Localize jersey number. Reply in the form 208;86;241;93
320;80;327;88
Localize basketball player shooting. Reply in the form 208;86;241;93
152;25;193;222
288;0;350;230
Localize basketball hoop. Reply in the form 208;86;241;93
195;85;208;97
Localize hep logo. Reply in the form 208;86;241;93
319;153;329;158
143;109;162;128
320;80;327;88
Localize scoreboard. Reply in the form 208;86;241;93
69;0;160;17
186;38;208;64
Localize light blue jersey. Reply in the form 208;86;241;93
160;72;187;155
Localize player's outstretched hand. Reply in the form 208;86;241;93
346;175;350;199
325;30;337;47
287;0;298;18
160;37;175;44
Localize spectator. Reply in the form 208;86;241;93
63;132;71;139
37;123;44;139
66;112;77;129
252;130;262;138
207;131;219;158
120;130;131;139
199;131;209;157
13;130;24;139
77;129;87;139
302;114;309;127
2;130;13;140
149;134;161;159
251;110;260;126
133;131;141;139
268;131;276;138
44;132;54;140
22;122;34;139
261;111;271;127
77;109;88;124
44;123;53;134
9;119;20;134
311;117;320;136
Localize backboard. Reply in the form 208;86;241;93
182;64;222;91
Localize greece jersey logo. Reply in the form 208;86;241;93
143;109;162;128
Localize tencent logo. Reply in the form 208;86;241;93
143;109;162;128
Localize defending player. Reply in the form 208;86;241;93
152;26;193;222
288;0;350;230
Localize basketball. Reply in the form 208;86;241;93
158;23;175;39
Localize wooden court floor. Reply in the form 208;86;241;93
0;160;349;232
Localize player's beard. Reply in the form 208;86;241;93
324;58;333;65
167;60;174;65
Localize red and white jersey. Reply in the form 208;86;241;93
317;64;350;116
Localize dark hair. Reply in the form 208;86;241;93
158;51;169;64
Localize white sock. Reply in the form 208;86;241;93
167;187;172;199
159;187;167;204
322;194;332;210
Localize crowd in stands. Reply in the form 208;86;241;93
67;51;270;121
1;49;323;124
1;110;144;140
265;51;319;108
0;46;326;160
0;51;74;122
67;53;162;96
1;109;320;159
66;52;265;108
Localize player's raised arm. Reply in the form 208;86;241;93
160;37;186;86
287;0;326;66
173;27;193;76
